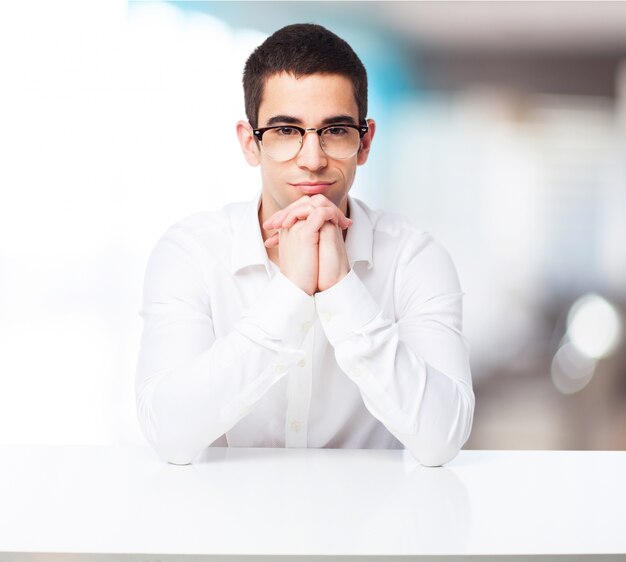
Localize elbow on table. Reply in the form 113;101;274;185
138;410;200;465
403;394;474;467
152;436;197;466
136;381;206;466
394;426;466;467
412;440;463;467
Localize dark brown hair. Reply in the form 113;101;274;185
243;23;368;128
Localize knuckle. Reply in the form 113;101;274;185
311;194;326;205
291;203;312;215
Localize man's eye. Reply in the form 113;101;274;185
326;126;349;136
276;127;298;136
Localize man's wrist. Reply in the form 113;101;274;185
314;269;381;344
240;271;316;348
316;265;350;293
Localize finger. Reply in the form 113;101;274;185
319;220;338;238
280;203;317;229
283;212;339;229
263;193;340;229
263;196;351;229
316;209;351;229
304;206;340;232
263;216;279;230
264;210;289;230
309;195;352;228
309;193;337;208
265;206;305;230
263;196;311;229
282;202;351;229
264;232;279;248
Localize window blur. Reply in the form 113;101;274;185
0;1;624;450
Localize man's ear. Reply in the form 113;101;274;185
236;120;260;166
357;118;376;166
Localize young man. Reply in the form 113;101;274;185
135;24;474;466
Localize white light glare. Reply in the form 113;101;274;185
551;342;596;395
566;293;622;359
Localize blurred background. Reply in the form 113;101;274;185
1;1;625;450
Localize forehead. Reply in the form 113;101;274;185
258;72;359;125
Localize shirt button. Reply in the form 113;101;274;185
274;364;287;374
298;358;306;368
301;320;312;332
351;366;362;378
320;311;332;323
290;420;302;433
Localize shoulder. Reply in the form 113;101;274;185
144;201;253;281
353;197;458;282
158;200;248;252
167;201;245;240
352;197;433;251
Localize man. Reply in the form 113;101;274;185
135;23;474;467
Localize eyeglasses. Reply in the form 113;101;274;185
252;123;369;162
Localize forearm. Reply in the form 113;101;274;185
388;363;474;467
136;223;315;464
338;337;474;466
136;326;304;465
316;269;474;467
331;320;474;466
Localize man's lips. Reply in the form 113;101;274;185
290;181;335;194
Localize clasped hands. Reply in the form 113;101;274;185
262;194;351;296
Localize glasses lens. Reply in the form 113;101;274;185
261;127;302;161
321;126;361;159
260;125;362;161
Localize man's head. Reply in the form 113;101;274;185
243;23;368;129
236;24;375;221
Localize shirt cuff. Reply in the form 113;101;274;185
242;271;316;348
314;269;381;344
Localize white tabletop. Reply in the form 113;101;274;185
1;445;625;560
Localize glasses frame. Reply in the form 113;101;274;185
251;123;369;161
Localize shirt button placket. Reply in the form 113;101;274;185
285;327;313;448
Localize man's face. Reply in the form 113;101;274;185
239;72;375;221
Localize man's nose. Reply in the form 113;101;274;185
296;130;327;171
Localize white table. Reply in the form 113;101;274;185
1;445;625;560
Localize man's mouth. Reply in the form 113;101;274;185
290;181;335;195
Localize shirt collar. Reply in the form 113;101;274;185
230;193;374;275
345;196;374;269
231;192;272;276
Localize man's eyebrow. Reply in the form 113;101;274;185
321;115;357;125
263;114;358;127
265;115;303;126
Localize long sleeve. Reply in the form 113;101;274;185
314;234;474;467
135;225;315;465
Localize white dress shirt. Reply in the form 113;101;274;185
135;194;474;466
